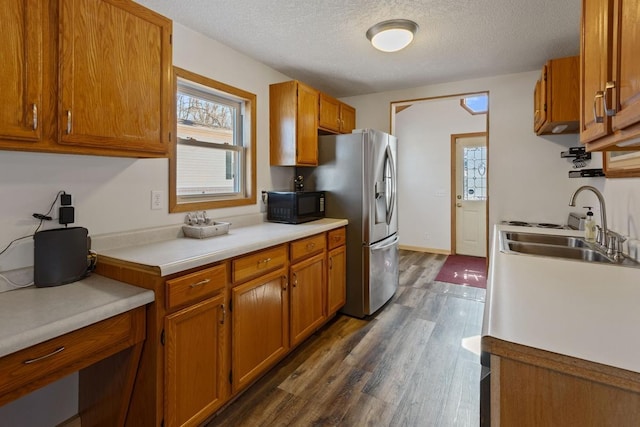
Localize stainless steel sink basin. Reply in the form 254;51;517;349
505;242;611;262
503;232;588;248
499;230;640;267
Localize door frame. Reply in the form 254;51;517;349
450;132;489;256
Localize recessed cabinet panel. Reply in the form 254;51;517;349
232;269;289;392
534;57;579;135
58;0;171;155
580;0;640;150
165;295;228;427
0;0;44;143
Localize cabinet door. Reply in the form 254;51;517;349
296;82;319;165
232;269;289;392
580;0;613;143
327;245;346;315
533;77;544;132
59;0;171;155
0;0;43;143
611;0;640;132
290;253;326;347
165;295;228;427
340;103;356;133
319;93;341;132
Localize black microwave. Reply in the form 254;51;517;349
267;191;325;224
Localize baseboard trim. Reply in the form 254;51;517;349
57;415;81;427
399;245;451;255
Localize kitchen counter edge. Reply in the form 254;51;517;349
97;218;349;277
0;275;154;358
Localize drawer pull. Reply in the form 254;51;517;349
332;236;341;241
306;242;316;251
257;257;271;267
24;346;65;364
66;110;72;134
190;279;210;288
32;103;38;130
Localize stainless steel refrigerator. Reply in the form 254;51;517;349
306;129;399;318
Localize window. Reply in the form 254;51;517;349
170;67;256;212
463;146;487;201
460;94;488;115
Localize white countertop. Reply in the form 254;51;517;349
98;218;349;276
0;275;154;358
483;224;640;373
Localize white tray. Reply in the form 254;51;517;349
182;221;231;239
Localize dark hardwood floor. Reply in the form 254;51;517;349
205;250;486;426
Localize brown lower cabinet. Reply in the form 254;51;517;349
482;336;640;427
95;227;346;427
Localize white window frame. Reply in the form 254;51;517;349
170;67;256;213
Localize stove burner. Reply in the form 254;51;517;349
505;221;531;227
536;223;564;229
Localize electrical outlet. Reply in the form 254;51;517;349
151;190;163;210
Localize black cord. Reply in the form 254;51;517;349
0;191;65;258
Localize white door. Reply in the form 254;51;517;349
455;134;487;257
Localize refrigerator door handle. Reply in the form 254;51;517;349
385;145;397;226
371;234;399;250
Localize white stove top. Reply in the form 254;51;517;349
500;220;569;229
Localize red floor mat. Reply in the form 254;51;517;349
435;254;487;289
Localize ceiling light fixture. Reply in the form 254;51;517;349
366;19;419;53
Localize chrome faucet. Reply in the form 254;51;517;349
569;186;608;247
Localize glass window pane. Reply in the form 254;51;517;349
463;146;487;201
177;144;239;196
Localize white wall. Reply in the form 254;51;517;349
0;22;292;426
339;71;640;250
395;97;486;251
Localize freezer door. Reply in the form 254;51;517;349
364;233;399;315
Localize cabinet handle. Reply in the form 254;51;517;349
257;257;271;267
219;304;226;324
604;81;617;116
292;272;298;288
282;275;288;291
24;346;65;364
306;242;316;251
593;91;604;124
329;257;333;270
32;104;38;130
66;110;72;134
189;278;210;288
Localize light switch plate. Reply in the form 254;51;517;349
151;190;163;210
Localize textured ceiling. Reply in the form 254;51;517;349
136;0;581;97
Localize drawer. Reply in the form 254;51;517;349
327;227;346;250
290;233;326;263
0;308;144;402
232;245;287;283
166;264;227;310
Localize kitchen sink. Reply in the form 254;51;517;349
503;232;588;248
500;230;640;267
504;242;611;262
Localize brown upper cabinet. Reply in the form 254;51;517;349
533;56;579;135
0;0;172;158
270;80;357;166
270;81;319;166
319;93;356;134
580;0;640;150
1;0;46;145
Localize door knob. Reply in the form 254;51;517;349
457;195;462;200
